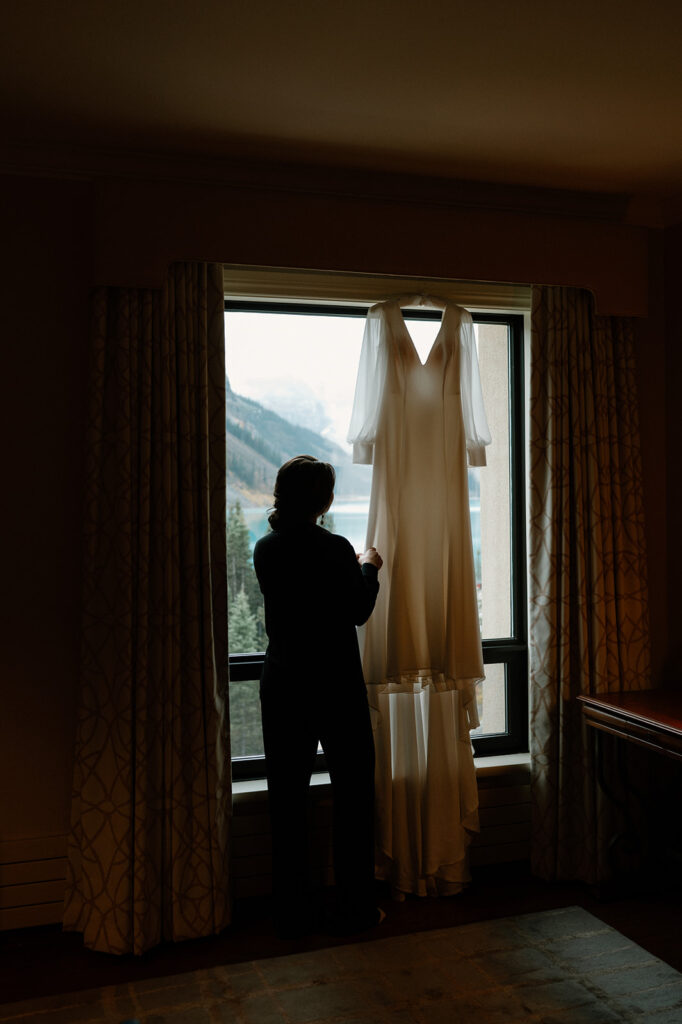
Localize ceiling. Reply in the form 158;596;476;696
2;0;682;202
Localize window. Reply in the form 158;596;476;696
226;299;527;778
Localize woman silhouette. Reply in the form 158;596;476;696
254;455;383;937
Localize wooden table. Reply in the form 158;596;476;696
578;689;682;762
578;689;682;887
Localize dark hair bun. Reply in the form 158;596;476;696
268;456;335;529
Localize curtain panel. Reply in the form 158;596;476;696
64;263;230;954
529;285;651;883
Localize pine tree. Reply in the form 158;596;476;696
226;500;268;653
229;680;264;758
227;500;252;597
228;586;258;654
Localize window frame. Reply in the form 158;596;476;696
226;299;527;779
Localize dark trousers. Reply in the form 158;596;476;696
260;680;376;929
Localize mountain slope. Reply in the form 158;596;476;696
226;379;350;505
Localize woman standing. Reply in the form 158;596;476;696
253;455;383;937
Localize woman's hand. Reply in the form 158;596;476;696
359;547;383;570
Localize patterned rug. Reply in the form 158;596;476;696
2;907;682;1023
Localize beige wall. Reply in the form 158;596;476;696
91;175;650;316
664;222;682;675
0;164;673;864
634;230;669;681
1;178;90;843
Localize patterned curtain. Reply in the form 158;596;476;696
64;263;230;954
529;286;651;883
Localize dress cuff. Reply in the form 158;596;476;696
467;445;487;467
352;442;374;465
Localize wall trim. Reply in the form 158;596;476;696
0;835;67;932
224;265;531;311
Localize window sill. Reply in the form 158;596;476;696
232;752;530;805
474;751;530;777
232;772;331;795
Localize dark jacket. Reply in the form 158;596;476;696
253;522;379;692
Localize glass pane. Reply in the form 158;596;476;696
471;662;507;738
230;669;508;754
225;309;371;539
225;311;514;649
229;679;264;759
476;324;512;638
225;311;370;659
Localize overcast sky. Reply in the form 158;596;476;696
224;310;442;449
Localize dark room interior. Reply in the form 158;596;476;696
1;1;682;1020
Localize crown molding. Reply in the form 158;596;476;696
0;140;642;224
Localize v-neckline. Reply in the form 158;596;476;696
395;302;448;368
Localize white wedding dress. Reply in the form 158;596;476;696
348;296;491;896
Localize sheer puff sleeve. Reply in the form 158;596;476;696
459;311;492;467
347;304;388;464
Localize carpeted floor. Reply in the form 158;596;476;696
2;907;682;1023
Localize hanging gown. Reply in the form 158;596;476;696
347;296;492;896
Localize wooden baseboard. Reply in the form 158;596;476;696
0;835;68;930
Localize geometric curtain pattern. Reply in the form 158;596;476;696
528;286;651;883
63;263;230;954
